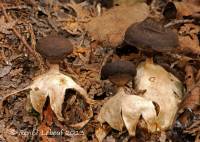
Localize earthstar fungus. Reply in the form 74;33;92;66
101;61;136;86
30;35;94;121
36;35;73;66
98;61;159;137
97;59;184;140
124;18;179;53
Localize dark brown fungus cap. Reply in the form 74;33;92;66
36;35;73;63
124;18;179;52
101;61;136;86
163;2;177;20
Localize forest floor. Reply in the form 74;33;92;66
0;0;200;142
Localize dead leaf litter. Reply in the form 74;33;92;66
0;0;200;141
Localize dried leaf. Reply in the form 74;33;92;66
185;65;195;91
68;135;88;142
184;119;200;136
30;68;94;121
112;0;145;6
184;0;200;5
184;95;200;112
178;24;200;54
175;1;200;17
0;66;11;78
43;104;53;126
0;16;16;34
179;36;200;54
180;65;200;110
95;125;111;142
195;133;200;142
135;60;184;130
67;1;90;20
38;122;56;142
3;128;19;142
69;119;90;130
85;3;149;47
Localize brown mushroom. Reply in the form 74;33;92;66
163;2;177;20
124;18;179;53
101;61;136;86
36;35;73;67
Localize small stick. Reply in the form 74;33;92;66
0;4;44;70
100;50;113;70
28;23;36;50
164;19;194;28
0;86;31;108
0;3;31;12
97;3;101;16
185;65;195;91
2;87;30;100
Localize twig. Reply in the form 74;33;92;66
0;3;45;71
1;87;30;101
78;32;86;47
0;48;10;65
28;23;36;51
0;5;31;12
0;86;30;109
100;50;113;72
164;19;194;28
179;65;200;111
196;70;200;81
97;3;101;16
168;53;200;62
195;132;200;142
185;65;195;91
1;5;33;55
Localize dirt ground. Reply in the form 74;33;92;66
0;0;199;142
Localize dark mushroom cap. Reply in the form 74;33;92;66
163;2;177;20
36;35;73;62
101;61;136;86
124;18;179;52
